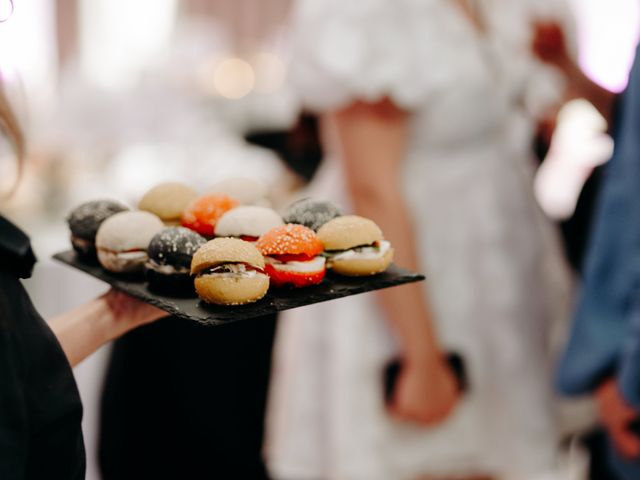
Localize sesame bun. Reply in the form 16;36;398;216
208;177;268;205
256;224;323;257
194;275;269;305
139;182;198;223
191;238;269;305
215;206;283;238
191;237;265;275
95;211;164;273
282;198;342;231
317;215;383;251
181;194;239;237
329;247;394;276
67;200;129;257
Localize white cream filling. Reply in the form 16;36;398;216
98;249;148;272
117;251;148;261
329;240;391;261
266;255;326;273
146;260;190;275
199;263;265;279
201;271;264;279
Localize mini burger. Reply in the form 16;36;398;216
317;215;394;276
215;206;284;242
181;194;239;238
190;237;269;305
145;227;206;293
138;182;198;225
95;211;164;273
282;198;342;232
67;200;129;259
256;224;326;288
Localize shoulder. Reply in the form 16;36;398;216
288;0;463;111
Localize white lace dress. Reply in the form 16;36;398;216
266;1;574;479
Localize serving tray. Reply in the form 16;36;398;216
53;250;425;326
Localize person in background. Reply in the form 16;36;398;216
534;20;640;480
0;85;167;479
265;1;575;479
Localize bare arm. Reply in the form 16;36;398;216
332;99;458;424
49;290;166;367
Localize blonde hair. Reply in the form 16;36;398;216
0;83;24;194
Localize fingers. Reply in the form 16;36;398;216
104;289;167;326
611;424;640;459
388;404;443;426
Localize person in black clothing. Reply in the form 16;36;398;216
0;86;166;479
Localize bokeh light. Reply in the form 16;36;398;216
213;57;255;99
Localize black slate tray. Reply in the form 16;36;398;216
53;250;425;326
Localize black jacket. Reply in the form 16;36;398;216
0;216;85;480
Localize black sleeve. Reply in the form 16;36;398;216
0;275;29;480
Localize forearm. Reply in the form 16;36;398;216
352;186;441;360
333;102;442;362
49;294;131;367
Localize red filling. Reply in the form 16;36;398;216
240;235;259;242
264;264;325;288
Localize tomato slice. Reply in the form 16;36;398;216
270;253;317;263
264;264;325;288
240;235;259;242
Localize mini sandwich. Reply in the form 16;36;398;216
181;194;240;238
282;198;342;232
256;224;326;288
95;211;164;273
190;238;269;305
215;206;284;242
138;182;198;226
145;227;206;293
67;200;129;259
317;215;394;276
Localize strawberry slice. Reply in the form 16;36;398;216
264;264;325;288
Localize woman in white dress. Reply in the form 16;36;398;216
267;1;575;479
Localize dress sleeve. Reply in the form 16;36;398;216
0;277;29;480
288;0;456;112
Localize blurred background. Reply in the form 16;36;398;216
1;1;639;479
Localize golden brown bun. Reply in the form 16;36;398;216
329;248;394;276
139;182;198;221
317;215;383;251
195;274;269;305
191;237;265;275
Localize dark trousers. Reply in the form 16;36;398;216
99;315;276;480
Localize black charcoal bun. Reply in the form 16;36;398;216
145;227;206;294
67;200;129;257
148;227;207;268
282;198;342;232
